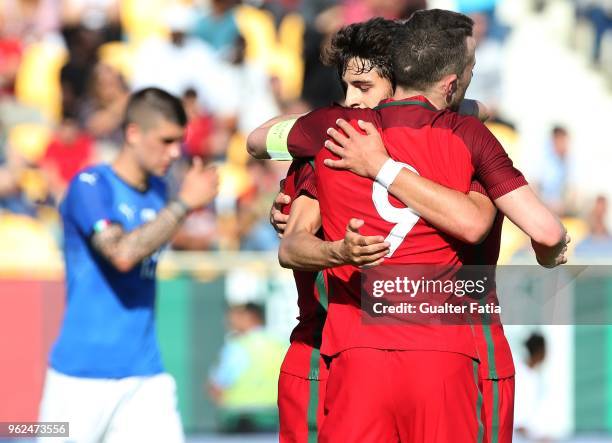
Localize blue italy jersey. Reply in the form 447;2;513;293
50;164;167;378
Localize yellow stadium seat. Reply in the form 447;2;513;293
0;214;62;277
267;47;304;101
498;218;529;264
498;216;586;264
226;133;248;166
236;6;305;101
278;13;304;57
275;13;305;99
487;122;520;162
235;5;277;62
19;168;49;203
120;0;171;45
98;42;136;82
8;123;52;164
218;161;252;200
561;217;589;257
14;43;67;123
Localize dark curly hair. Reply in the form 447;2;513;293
322;17;400;86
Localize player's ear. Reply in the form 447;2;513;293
441;74;458;104
124;123;141;147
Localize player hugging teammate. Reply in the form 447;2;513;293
248;9;569;443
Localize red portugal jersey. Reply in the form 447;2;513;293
269;96;528;358
464;182;515;380
279;160;329;380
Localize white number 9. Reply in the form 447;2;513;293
372;162;421;257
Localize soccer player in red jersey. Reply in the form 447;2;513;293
321;131;518;443
273;18;504;443
276;159;328;443
254;11;568;442
275;20;398;442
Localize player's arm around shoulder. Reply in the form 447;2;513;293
278;198;391;271
278;194;326;271
448;111;569;267
323;118;496;244
246;114;303;160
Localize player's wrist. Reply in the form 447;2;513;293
375;158;403;189
367;154;390;179
168;197;191;219
329;240;347;266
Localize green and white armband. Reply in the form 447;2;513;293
266;118;298;160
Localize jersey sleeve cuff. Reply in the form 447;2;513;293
93;219;112;234
487;176;529;200
266;118;298;160
297;179;318;200
469;181;487;196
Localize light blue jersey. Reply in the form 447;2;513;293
51;164;167;378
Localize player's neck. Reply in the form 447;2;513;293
393;87;447;111
112;150;149;192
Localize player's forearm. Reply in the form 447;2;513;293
494;186;567;266
247;114;302;159
279;230;345;272
494;186;565;247
92;201;188;272
388;170;494;244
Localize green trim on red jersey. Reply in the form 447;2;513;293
315;271;328;311
491;380;500;443
374;100;437;112
474;360;485;443
311;271;328;353
478;296;499;380
307;349;320;441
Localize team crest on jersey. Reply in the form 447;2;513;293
78;172;97;185
118;203;136;221
140;208;157;222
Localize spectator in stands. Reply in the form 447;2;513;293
182;89;215;160
223;35;281;135
0;0;60;40
171;115;220;252
41;110;94;200
0;121;37;216
60;25;104;118
0;34;22;97
575;195;612;257
576;0;612;64
0;125;20;206
60;0;121;40
131;4;234;120
238;159;283;251
342;0;425;24
514;332;550;442
192;0;241;56
82;63;128;148
171;202;219;251
208;302;285;432
300;4;344;108
534;126;571;216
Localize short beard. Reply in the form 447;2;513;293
448;85;468;111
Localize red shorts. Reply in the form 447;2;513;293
320;348;481;443
278;371;326;443
479;377;515;443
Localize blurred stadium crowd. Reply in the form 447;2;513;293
0;0;612;267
